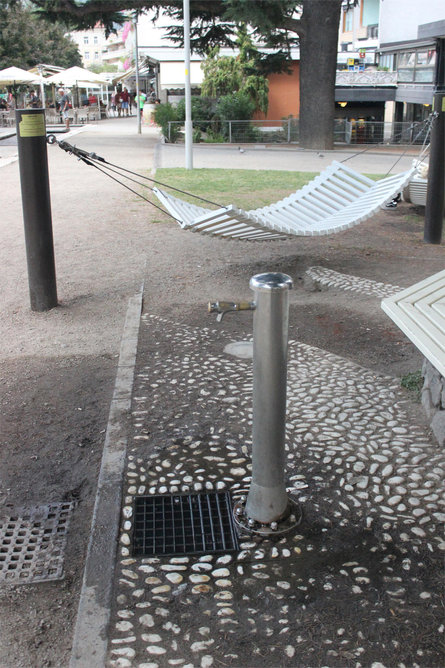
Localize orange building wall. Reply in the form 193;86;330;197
255;62;300;122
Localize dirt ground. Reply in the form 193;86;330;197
0;125;443;667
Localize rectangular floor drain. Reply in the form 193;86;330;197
132;492;239;557
0;502;74;585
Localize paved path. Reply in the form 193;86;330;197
98;304;443;668
156;142;421;174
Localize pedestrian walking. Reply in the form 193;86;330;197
115;89;122;117
136;90;146;121
58;87;71;130
120;87;130;117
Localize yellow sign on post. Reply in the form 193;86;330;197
18;113;45;138
432;95;445;113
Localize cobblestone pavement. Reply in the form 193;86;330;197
106;307;444;668
304;266;402;299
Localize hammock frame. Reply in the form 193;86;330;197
153;160;417;241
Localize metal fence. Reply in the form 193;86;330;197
166;118;430;146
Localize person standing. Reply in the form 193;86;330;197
58;87;71;130
110;92;117;117
136;90;146;121
120;87;130;117
115;89;122;117
28;90;40;108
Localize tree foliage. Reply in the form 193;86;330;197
25;1;301;47
23;0;356;149
0;0;82;70
201;28;269;114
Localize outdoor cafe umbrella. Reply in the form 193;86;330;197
45;66;109;108
0;66;40;104
44;66;109;88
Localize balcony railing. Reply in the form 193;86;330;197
335;70;397;86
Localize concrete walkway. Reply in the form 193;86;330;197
156;141;421;174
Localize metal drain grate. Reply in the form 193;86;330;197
132;492;239;557
0;502;74;585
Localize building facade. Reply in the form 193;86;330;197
70;24;108;67
336;0;445;128
70;2;445;135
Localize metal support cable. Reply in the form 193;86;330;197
340;116;433;174
79;161;183;224
46;136;182;223
48;136;225;208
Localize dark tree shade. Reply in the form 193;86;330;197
0;1;82;70
25;0;349;149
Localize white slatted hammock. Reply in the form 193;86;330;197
153;160;417;241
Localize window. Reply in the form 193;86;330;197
94;35;98;45
398;68;414;82
94;51;99;60
84;51;90;60
83;36;89;45
362;0;379;27
397;49;435;84
415;69;434;83
344;9;353;32
398;52;415;68
379;54;394;71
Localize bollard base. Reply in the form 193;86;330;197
233;495;302;537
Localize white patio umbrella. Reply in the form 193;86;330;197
0;66;41;85
0;66;40;104
45;66;108;87
45;66;109;109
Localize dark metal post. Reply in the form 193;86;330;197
424;94;445;244
16;108;58;311
424;38;445;245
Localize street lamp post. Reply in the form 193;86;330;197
38;65;46;109
133;15;141;135
183;0;193;169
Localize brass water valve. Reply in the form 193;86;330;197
208;300;256;322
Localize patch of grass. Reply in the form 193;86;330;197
366;173;385;181
154;168;318;211
401;369;423;401
406;213;424;224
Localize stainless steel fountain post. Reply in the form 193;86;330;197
244;272;293;524
209;272;301;535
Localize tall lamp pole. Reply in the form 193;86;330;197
133;14;141;135
38;65;46;109
183;0;193;169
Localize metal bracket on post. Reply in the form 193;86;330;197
209;272;302;537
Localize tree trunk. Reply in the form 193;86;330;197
299;0;342;150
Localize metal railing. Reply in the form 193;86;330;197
166;118;430;145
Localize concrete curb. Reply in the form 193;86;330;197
69;284;144;668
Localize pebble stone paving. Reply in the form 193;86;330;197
107;309;444;668
304;266;402;298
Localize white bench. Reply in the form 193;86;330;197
382;270;445;444
381;269;445;378
408;174;428;206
